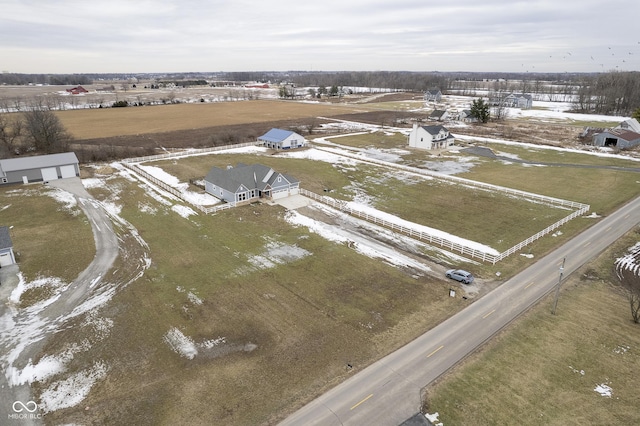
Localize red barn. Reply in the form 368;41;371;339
66;86;89;94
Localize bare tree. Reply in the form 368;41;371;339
491;101;509;121
12;96;24;112
0;114;24;156
615;242;640;323
23;106;72;153
617;267;640;323
0;98;10;113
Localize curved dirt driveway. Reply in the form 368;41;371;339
0;177;119;424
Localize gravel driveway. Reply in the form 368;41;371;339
0;177;119;424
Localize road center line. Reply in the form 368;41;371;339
525;282;535;289
483;309;496;319
350;394;373;410
584;241;591;247
427;345;444;358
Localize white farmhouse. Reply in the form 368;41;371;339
408;123;455;150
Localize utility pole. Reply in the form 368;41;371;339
551;257;566;315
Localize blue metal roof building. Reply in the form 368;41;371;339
258;128;305;149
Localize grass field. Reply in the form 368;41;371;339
0;185;95;305
4;97;640;425
55;100;376;139
425;228;640;425
148;150;573;253
32;173;462;425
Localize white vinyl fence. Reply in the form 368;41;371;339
120;142;590;263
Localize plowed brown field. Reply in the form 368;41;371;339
56;100;374;139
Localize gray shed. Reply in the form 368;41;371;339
0;152;79;185
0;226;15;267
593;129;640;149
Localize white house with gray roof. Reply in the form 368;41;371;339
0;226;15;267
0;152;79;185
424;89;442;102
408;124;455;150
489;92;533;109
258;128;305;150
204;163;300;204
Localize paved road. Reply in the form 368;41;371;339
0;178;119;424
280;195;640;425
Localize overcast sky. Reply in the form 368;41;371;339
2;0;639;74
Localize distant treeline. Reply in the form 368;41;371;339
0;73;92;86
573;71;640;116
156;79;209;87
1;70;638;116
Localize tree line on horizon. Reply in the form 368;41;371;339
1;70;639;116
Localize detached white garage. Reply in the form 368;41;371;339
0;152;80;186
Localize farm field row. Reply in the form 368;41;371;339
54;100;376;139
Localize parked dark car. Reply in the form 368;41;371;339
445;269;474;284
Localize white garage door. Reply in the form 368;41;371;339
60;165;76;179
41;167;58;181
0;252;13;267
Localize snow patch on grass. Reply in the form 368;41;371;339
239;240;311;274
164;327;198;359
9;274;69;309
594;383;613;397
425;412;443;426
613;344;630;354
187;291;203;305
138;202;158;215
40;362;109;413
171;204;197;218
81;178;106;189
46;187;80;215
163;327;229;359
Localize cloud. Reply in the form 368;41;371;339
1;0;639;73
